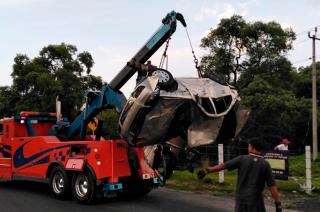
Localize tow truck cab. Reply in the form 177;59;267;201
0;112;161;202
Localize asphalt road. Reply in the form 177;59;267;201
0;181;299;212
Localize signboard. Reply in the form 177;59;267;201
264;151;289;180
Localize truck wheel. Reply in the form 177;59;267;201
122;181;152;197
49;166;70;199
72;171;96;204
138;184;152;196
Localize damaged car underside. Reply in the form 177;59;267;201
119;70;250;181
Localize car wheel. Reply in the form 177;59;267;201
72;171;96;204
49;166;70;199
150;68;174;90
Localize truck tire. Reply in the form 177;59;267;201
72;171;96;204
49;166;71;199
137;183;152;196
121;181;152;197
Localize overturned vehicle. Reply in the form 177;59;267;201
119;67;250;181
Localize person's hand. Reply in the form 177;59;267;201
275;201;282;212
197;169;207;180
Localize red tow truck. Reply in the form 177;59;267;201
0;111;156;202
0;11;187;203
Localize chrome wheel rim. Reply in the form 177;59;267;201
75;174;88;198
152;70;170;83
52;172;64;194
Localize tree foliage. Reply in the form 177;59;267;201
240;75;310;149
0;43;103;119
0;86;17;117
100;109;121;139
200;15;313;151
200;15;295;86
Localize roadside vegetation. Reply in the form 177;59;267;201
167;154;320;209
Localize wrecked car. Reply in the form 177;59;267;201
119;67;250;180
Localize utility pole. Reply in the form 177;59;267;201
308;27;320;160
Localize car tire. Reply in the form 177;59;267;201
72;171;96;204
149;68;174;90
49;166;71;199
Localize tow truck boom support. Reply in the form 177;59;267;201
49;11;186;141
109;11;186;91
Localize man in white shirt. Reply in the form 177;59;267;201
274;138;290;151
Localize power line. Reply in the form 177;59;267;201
295;25;320;37
292;57;310;65
296;30;310;37
294;38;310;45
291;54;320;66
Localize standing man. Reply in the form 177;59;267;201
274;138;290;179
274;138;290;151
197;138;282;212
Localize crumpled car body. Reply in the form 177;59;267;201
119;76;249;148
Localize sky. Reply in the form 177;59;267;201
1;0;320;96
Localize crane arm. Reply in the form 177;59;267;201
49;11;186;141
109;10;186;90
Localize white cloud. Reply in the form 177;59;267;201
247;15;296;31
194;3;248;22
279;22;296;31
194;8;218;22
217;4;237;20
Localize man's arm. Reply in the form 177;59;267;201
265;160;282;212
269;185;280;202
197;164;225;179
198;156;243;179
269;186;282;212
206;164;225;173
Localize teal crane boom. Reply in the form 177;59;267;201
49;11;187;141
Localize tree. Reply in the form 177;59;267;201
199;16;314;150
294;62;320;99
201;15;246;84
3;43;103;119
0;86;18;117
100;109;121;139
292;62;320;150
200;15;295;87
240;76;310;150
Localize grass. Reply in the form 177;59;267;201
166;170;237;196
166;154;320;208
